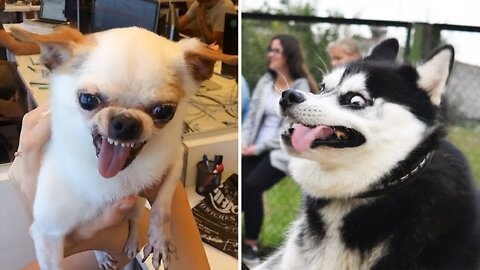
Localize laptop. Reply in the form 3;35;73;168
27;0;68;25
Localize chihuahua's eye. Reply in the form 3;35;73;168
152;104;176;122
78;93;101;111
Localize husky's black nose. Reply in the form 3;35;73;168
280;89;305;109
109;115;143;141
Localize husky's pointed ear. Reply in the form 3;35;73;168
10;26;88;70
365;38;399;61
180;38;238;82
416;45;454;106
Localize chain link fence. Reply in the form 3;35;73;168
242;13;480;252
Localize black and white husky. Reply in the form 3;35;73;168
255;39;480;269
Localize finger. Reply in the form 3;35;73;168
27;110;51;149
74;196;136;240
208;43;219;50
19;108;51;153
116;195;137;213
21;104;49;130
102;196;137;225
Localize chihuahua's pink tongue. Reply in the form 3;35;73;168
291;124;334;152
98;140;131;178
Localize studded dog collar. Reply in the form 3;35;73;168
355;151;435;199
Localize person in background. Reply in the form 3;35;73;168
0;0;40;57
179;0;236;46
0;3;39;57
0;25;39;56
0;0;38;125
241;34;318;266
241;75;250;124
326;38;361;67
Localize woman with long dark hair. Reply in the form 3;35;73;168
242;34;317;266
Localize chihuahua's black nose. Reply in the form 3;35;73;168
109;115;142;141
280;89;305;109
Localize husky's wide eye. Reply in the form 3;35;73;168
78;93;101;111
319;83;325;93
152;104;176;123
349;95;366;107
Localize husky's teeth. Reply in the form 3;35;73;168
334;129;348;140
107;138;114;144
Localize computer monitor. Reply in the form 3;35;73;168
91;0;160;33
40;0;67;23
221;13;238;78
63;0;92;33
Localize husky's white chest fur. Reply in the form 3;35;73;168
274;201;387;270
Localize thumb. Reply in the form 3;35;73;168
115;195;137;214
96;195;137;229
70;196;137;241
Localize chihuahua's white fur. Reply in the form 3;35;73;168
26;27;221;270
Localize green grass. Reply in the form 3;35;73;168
255;126;480;249
258;177;301;248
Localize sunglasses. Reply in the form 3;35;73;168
267;48;283;55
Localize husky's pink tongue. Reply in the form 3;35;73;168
98;139;131;178
291;124;334;152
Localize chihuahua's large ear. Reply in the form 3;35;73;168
416;45;454;106
364;38;399;62
180;38;238;81
10;26;88;70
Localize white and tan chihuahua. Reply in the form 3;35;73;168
11;26;237;270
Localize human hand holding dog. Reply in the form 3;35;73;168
8;105;138;264
9;105;51;213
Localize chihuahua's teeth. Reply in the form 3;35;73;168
107;138;114;145
114;140;119;146
121;143;126;147
129;143;134;148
